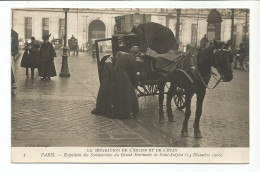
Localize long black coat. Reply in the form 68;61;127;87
94;52;139;119
131;22;177;54
21;43;39;68
38;42;57;77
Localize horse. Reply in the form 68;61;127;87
160;40;234;138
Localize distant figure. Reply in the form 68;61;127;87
238;43;247;68
24;40;29;48
200;34;209;49
71;35;75;40
11;54;17;90
11;29;19;90
38;34;57;80
68;35;79;55
92;44;96;61
20;37;39;77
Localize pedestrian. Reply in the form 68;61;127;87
11;55;17;90
238;43;247;69
20;37;39;77
92;43;96;61
91;46;140;119
200;34;209;49
38;34;57;80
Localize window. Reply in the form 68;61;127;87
25;17;32;39
42;18;49;37
59;19;65;39
191;24;198;46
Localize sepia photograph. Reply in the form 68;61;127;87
8;1;255;164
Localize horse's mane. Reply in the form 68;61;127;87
198;44;215;57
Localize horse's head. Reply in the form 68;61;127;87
212;40;233;82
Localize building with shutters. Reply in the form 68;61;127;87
12;8;249;51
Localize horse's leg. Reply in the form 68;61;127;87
166;83;176;122
193;90;206;138
158;82;166;124
181;92;193;137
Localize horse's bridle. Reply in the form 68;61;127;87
212;48;232;79
193;47;231;89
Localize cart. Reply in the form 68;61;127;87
94;33;186;110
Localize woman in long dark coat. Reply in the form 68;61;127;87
92;50;139;119
20;37;39;77
38;34;57;80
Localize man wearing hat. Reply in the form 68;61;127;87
20;37;39;77
38;34;57;80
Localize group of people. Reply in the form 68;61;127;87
20;34;57;80
92;22;179;120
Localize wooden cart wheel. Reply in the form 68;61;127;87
173;87;186;110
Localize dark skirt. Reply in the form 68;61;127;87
112;68;139;119
11;68;15;85
94;66;138;119
95;75;113;116
21;51;39;68
39;60;57;77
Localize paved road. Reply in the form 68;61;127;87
12;50;249;147
12;51;170;147
138;67;249;147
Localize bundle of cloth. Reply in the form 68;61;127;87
131;22;193;74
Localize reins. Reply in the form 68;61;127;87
193;50;222;89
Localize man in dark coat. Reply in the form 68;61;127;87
38;34;57;80
20;37;39;77
131;22;177;54
200;34;209;49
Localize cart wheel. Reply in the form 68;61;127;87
173;87;186;110
243;55;249;71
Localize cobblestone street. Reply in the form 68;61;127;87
12;51;170;147
12;50;249;147
138;67;249;147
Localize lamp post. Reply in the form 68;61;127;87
175;9;181;44
230;9;235;50
59;8;70;77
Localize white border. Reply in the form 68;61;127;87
2;1;260;172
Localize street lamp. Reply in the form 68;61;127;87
59;8;70;77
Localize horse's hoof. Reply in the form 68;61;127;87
194;132;203;138
182;131;189;137
159;118;165;124
168;116;176;122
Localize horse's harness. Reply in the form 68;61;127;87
193;48;230;89
142;26;228;89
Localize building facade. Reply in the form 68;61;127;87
12;8;249;50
